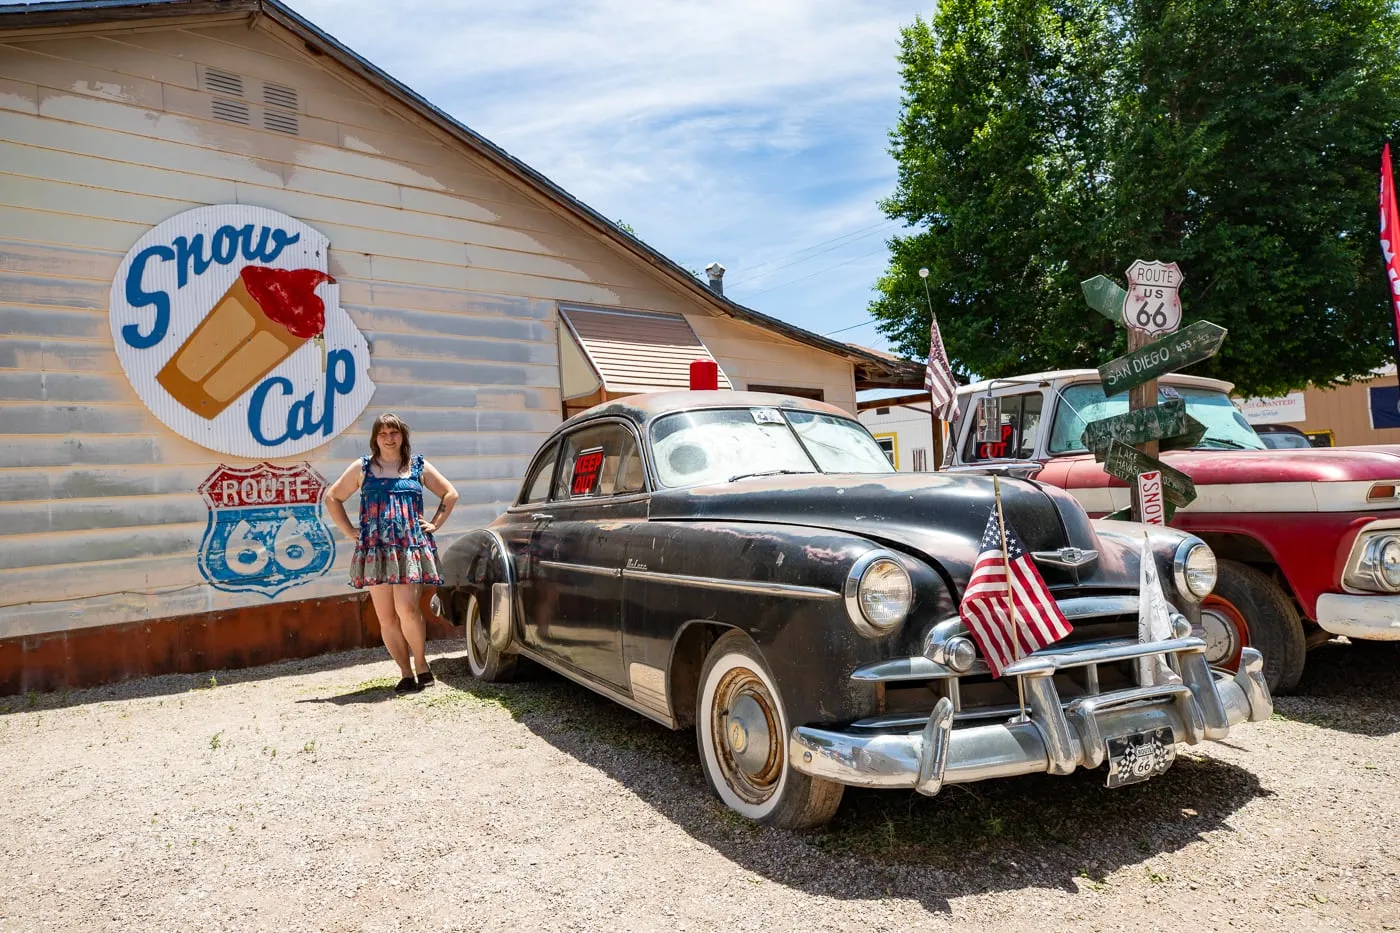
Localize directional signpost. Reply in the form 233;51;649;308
1080;260;1226;521
1098;321;1229;397
1104;440;1196;507
1082;398;1189;458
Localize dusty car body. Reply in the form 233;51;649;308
440;391;1272;828
947;370;1400;693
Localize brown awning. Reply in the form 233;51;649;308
559;305;732;398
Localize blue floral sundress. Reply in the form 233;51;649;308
350;453;443;588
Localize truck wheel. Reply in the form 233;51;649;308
1200;560;1305;695
464;593;516;683
696;630;844;829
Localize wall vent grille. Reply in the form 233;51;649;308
211;98;251;125
203;68;244;97
263;82;299;111
263;110;300;135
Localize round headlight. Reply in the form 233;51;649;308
1182;544;1217;598
846;556;912;636
1378;538;1400;590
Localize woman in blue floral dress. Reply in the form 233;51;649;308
327;413;459;694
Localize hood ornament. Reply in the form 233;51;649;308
1031;547;1099;583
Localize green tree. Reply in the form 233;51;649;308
872;0;1400;396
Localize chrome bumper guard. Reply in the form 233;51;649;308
789;639;1273;795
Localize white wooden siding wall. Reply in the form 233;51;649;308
0;24;608;637
689;316;858;413
858;406;935;472
0;21;861;639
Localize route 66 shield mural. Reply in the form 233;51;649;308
197;462;335;596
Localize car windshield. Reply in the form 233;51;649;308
1048;383;1266;454
649;407;894;488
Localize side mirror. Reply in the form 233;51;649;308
975;396;1002;444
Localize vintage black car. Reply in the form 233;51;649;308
439;391;1273;828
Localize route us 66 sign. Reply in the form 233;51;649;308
197;461;335;596
1123;260;1184;336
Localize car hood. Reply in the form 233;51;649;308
1158;445;1400;484
647;472;1104;582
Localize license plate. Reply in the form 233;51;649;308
1105;727;1176;788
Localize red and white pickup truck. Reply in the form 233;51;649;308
947;369;1400;692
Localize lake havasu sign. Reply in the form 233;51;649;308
108;205;375;458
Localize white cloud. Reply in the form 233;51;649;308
286;0;926;355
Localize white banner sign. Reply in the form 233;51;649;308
1238;392;1306;425
109;205;375;458
1137;470;1167;525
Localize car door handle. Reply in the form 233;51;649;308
531;513;554;522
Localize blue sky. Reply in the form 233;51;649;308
284;0;928;359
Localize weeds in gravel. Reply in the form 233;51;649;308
301;740;317;754
209;732;222;750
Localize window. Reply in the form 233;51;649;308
552;423;645;501
519;442;559;504
962;392;1045;462
912;447;928;471
873;433;897;468
1048;384;1265;453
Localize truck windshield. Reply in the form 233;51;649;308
1048;384;1266;454
649;407;894;488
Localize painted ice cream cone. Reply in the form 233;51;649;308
156;266;334;420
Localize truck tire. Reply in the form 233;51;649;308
1202;560;1305;695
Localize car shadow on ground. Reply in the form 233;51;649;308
432;654;1270;912
1270;638;1400;738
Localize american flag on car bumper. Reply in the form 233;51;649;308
959;507;1074;676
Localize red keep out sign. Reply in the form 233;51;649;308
1137;470;1166;525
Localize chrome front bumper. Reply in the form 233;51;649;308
789;641;1273;796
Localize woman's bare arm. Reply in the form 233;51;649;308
324;460;363;539
419;461;460;533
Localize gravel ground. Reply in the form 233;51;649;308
1;635;1398;933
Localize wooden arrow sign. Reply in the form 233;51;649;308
1104;440;1197;507
1081;275;1128;324
1083;399;1188;458
1160;415;1207;451
1098;321;1228;396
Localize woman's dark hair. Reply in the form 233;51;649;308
368;412;412;471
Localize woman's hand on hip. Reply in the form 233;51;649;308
419;517;438;534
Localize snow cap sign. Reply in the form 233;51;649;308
109;205;375;458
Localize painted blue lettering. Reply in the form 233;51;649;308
121;245;174;348
322;349;356;436
211;225;240;264
248;376;294;446
246;351;355;446
173;234;212;289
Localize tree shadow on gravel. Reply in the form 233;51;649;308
432;655;1270;913
1271;638;1400;738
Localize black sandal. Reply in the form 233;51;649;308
416;670;435;688
393;676;421;694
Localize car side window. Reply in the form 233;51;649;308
519;442;559;505
552;423;646;501
963;392;1044;462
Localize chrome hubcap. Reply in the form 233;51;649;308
1196;605;1243;666
711;667;782;804
468;597;489;667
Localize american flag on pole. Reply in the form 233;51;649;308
958;504;1074;677
924;315;960;422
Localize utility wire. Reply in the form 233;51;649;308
736;242;894;299
726;219;899;287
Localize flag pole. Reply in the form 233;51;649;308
993;476;1029;720
919;267;946;470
